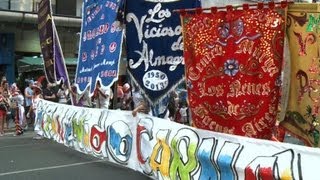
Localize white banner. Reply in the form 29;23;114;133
36;100;320;180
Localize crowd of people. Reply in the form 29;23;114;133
0;76;42;137
0;75;190;137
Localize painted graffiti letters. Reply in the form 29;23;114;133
126;3;184;73
107;121;133;164
128;41;183;72
137;118;154;175
37;100;311;180
227;80;271;98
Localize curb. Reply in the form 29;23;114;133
4;128;16;133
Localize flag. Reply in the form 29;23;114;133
75;0;124;94
182;3;286;139
53;22;70;86
37;0;70;86
280;3;320;147
38;0;55;83
125;0;199;107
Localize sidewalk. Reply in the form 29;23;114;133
3;119;32;133
3;119;16;133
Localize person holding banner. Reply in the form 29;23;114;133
92;81;113;109
69;85;91;108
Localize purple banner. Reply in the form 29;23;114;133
53;24;70;86
38;0;55;83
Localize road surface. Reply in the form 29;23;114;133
0;131;151;180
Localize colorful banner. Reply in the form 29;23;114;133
75;0;124;94
36;99;320;180
182;5;286;139
200;0;283;8
125;0;198;105
280;3;320;147
38;0;55;83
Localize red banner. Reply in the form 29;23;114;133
182;5;286;139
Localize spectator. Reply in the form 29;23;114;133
69;85;91;107
43;83;57;102
121;83;132;110
132;86;143;109
0;79;11;97
92;81;113;109
57;83;69;104
132;98;150;117
179;102;188;125
30;84;43;139
24;80;34;126
116;85;124;109
0;92;9;136
3;90;11;130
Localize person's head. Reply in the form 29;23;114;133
3;90;9;97
96;80;101;88
122;83;130;93
28;80;34;87
32;85;42;95
1;80;8;89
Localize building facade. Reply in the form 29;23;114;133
0;0;82;83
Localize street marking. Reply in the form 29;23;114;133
0;160;105;176
0;143;38;149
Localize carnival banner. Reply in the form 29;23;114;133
75;0;124;94
125;0;198;105
38;0;70;86
182;3;286;139
38;0;55;83
53;23;71;86
36;99;320;180
200;0;283;8
280;3;320;147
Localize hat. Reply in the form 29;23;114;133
31;84;42;92
28;80;34;84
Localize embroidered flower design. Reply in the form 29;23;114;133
224;59;239;77
218;23;230;39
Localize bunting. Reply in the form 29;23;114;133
182;3;286;139
125;0;198;106
75;0;124;94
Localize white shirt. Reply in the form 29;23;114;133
95;87;112;109
179;107;188;117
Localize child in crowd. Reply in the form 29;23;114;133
179;102;189;125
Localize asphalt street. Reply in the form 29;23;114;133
0;131;151;180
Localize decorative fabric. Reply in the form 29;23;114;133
280;3;320;147
53;25;70;86
200;0;282;8
37;0;55;83
125;0;198;105
75;0;124;94
38;0;69;85
182;5;286;139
